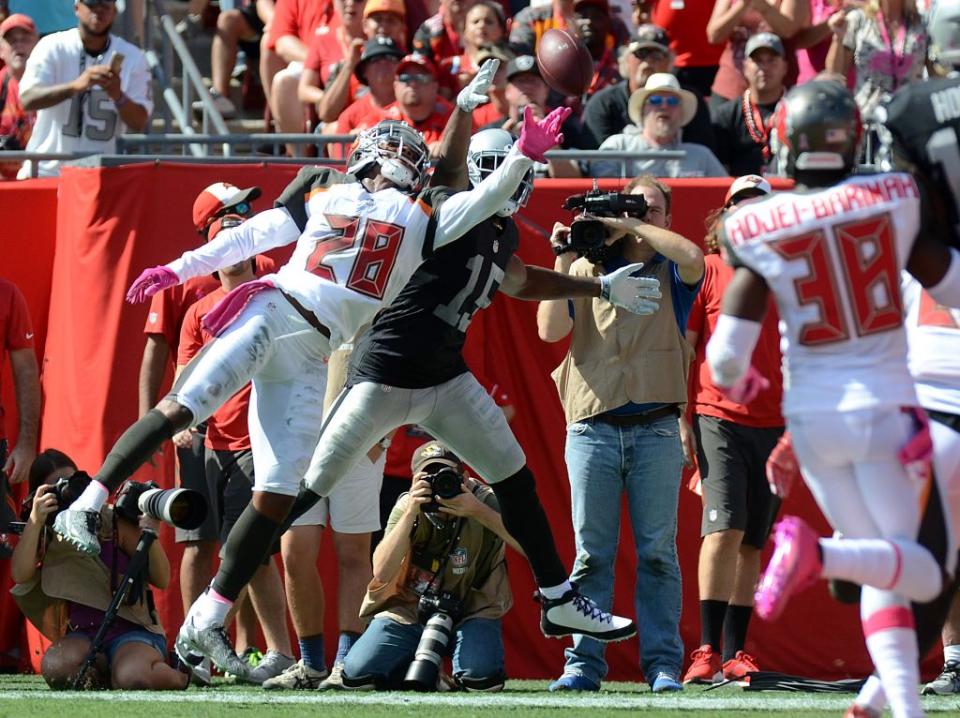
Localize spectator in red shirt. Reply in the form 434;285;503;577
0;277;39;486
648;0;725;98
0;13;37;180
302;0;408;129
175;214;293;685
371;54;454;153
437;1;508;98
681;175;785;685
327;36;403;157
413;0;476;62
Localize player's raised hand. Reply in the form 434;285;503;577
126;266;180;303
517;105;573;162
766;432;799;498
457;58;499;112
599;262;662;314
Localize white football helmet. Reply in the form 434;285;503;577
466;128;534;217
347;120;430;192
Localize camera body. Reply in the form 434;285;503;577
19;471;93;526
562;188;649;256
422;467;463;513
403;590;465;691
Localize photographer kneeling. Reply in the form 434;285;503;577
11;450;189;690
341;442;519;692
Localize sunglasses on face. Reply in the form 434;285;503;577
397;73;434;85
647;94;680;108
633;48;666;62
80;0;117;7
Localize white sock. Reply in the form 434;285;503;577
820;537;941;601
70;480;109;512
539;581;573;600
861;590;923;718
855;674;887;712
945;644;960;664
188;587;233;629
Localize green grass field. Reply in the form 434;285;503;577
1;674;959;717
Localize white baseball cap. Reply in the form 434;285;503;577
724;174;772;205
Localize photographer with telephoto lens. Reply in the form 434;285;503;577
340;442;519;692
10;450;192;690
537;174;705;693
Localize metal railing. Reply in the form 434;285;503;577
142;0;231;156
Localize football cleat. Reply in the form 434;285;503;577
262;660;328;690
682;644;722;684
52;508;101;555
175;616;251;679
537;586;636;642
240;650;295;685
922;659;960;695
755;516;822;621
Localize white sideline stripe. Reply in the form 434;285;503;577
3;690;960;711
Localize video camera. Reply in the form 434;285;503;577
561;182;648;256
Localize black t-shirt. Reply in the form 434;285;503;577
581;80;717;152
349;215;520;388
710;94;778;177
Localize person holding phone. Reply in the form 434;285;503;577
18;0;152;177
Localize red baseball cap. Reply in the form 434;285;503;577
192;183;261;231
395;54;438;80
0;14;38;38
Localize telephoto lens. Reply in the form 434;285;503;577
402;612;456;691
138;488;207;530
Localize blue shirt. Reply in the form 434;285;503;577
569;252;701;416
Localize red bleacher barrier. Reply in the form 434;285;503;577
0;164;938;681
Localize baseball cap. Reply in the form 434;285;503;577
475;43;514;67
396;54;438;79
745;32;785;58
363;0;405;19
411;442;464;475
506;54;540;81
629;24;670;53
724;174;772;205
0;14;37;38
192;183;262;231
355;36;405;82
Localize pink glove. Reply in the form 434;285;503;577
766;432;800;498
720;365;769;405
126;266;179;304
898;407;933;482
517;105;573;163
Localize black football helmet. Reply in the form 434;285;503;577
772;79;863;180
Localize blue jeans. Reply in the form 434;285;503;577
342;616;504;688
563;415;684;684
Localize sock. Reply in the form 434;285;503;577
212;504;283;601
820;537;942;602
189;587;233;629
335;632;359;665
855;674;886;712
861;589;923;718
94;409;177;492
490;467;568;589
722;604;753;661
945;645;960;664
699;599;727;652
298;633;325;672
538;581;574;600
71;479;109;512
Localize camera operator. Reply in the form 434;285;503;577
536;174;704;693
10;450;188;690
340;442;519;692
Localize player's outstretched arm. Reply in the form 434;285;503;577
431;59;499;190
126;208;300;303
433;106;572;250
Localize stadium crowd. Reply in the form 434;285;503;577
3;2;960;716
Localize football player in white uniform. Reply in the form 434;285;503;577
706;79;960;718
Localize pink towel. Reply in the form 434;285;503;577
202;279;275;336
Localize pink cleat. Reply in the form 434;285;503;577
754;516;822;621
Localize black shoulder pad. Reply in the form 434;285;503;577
274;166;350;232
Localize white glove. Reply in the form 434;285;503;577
599;262;662;314
457;58;499;112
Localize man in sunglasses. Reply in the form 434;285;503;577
18;0;152;177
582;24;716;153
593;72;726;178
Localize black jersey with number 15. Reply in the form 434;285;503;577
883;77;960;248
349;216;520;389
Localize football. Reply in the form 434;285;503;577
535;28;594;97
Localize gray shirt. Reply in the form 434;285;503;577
592;127;728;178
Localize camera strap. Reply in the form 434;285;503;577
417;516;466;598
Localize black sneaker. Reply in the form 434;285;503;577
536;586;636;642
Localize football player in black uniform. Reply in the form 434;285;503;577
284;127;663;645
